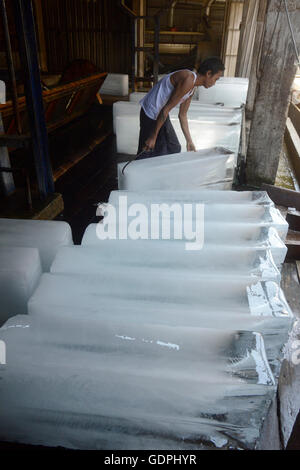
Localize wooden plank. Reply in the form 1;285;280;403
261;184;300;210
289;102;300;135
246;1;300;185
285;118;300;184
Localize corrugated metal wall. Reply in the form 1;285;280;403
42;0;132;74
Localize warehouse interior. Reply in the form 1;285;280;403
0;0;300;451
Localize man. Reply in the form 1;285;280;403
137;57;225;159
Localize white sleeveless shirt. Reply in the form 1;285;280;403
140;70;197;120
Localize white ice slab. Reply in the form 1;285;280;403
0;80;5;104
82;224;287;269
113;101;242;133
98;199;288;241
197;77;249;107
0;315;276;449
108;190;274;206
99;73;128;96
118;148;235;191
51;243;280;283
115;113;241;156
0;218;73;271
29;271;292;320
0;247;42;325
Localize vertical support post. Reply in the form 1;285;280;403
246;0;300;186
153;14;160;85
12;0;54;199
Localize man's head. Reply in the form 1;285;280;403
198;57;225;88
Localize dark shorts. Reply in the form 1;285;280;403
137;108;181;160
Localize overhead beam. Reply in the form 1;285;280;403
246;0;300;186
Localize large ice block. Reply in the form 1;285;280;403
115;113;241;155
29;271;292;319
0;315;278;449
98;200;288;241
108;190;274;206
113;101;242;134
51;244;280;283
0;247;42;325
99;73;128;96
81;224;287;269
0;218;73;271
197;77;249;107
118;148;235;190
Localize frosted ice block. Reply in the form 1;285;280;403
118;148;235;190
81;224;287;269
0;79;5;104
29;272;292;319
114;100;242;156
197;77;249;106
113;101;242;134
99;201;288;241
0;315;277;449
108;190;274;206
0;218;73;271
0;247;42;325
51;244;280;283
99;73;128;96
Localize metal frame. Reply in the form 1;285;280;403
12;0;54;199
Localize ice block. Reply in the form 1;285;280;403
0;218;73;271
118;148;235;190
0;315;278;449
99;73;128;96
113;101;242;134
197;77;249;106
98;201;288;241
51;243;280;283
81;224;287;269
0;246;42;325
28;272;292;319
108;190;274;206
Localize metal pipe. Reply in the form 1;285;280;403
0;0;22;135
168;0;178;28
206;0;216;17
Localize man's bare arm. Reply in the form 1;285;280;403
178;96;196;151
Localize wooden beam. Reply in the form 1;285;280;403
246;0;300;185
289;102;300;133
285;117;300;184
261;183;300;210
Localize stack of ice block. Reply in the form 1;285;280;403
0;188;294;450
118;148;236;191
0;247;42;325
197;77;249;107
0;218;73;271
114;101;242;156
99;73;129;96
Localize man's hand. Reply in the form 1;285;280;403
143;135;156;152
186;140;196;152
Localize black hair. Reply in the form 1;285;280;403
198;57;225;76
